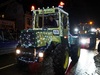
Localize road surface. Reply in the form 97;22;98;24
0;49;99;75
65;49;98;75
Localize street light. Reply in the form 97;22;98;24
89;21;93;25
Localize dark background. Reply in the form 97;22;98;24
0;0;100;27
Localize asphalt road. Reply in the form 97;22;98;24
0;48;99;75
0;53;33;75
65;49;98;75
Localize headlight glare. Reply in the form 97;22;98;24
80;38;87;45
38;52;44;58
91;28;96;32
79;38;90;45
16;49;21;54
74;28;79;32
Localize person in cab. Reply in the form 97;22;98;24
48;16;57;27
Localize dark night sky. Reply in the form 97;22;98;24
0;0;100;27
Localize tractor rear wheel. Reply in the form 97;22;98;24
53;44;69;75
70;44;80;63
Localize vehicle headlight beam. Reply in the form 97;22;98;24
38;52;44;58
16;49;21;54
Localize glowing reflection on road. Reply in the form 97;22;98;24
95;39;100;50
75;49;97;75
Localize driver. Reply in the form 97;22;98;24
48;16;57;27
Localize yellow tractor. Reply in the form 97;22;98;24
16;6;80;75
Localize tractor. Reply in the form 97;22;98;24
15;6;80;75
72;23;97;50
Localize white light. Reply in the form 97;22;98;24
43;7;44;9
38;52;44;57
29;43;32;46
47;7;49;8
91;28;96;32
16;49;21;54
52;6;54;8
74;28;79;32
80;38;87;45
38;8;40;9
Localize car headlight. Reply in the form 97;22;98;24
38;52;44;58
16;49;21;54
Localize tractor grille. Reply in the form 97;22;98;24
20;30;37;48
18;47;37;63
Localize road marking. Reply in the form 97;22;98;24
0;63;15;70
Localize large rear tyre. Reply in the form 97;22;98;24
53;44;69;75
97;42;100;53
70;44;80;63
89;37;96;50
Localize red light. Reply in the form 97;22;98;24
31;6;35;11
64;36;67;39
58;1;65;8
60;1;65;6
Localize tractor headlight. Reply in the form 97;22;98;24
16;49;21;54
79;38;90;45
80;38;87;45
74;28;79;34
90;28;96;32
74;28;79;32
38;52;44;58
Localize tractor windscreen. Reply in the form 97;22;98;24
35;14;59;28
